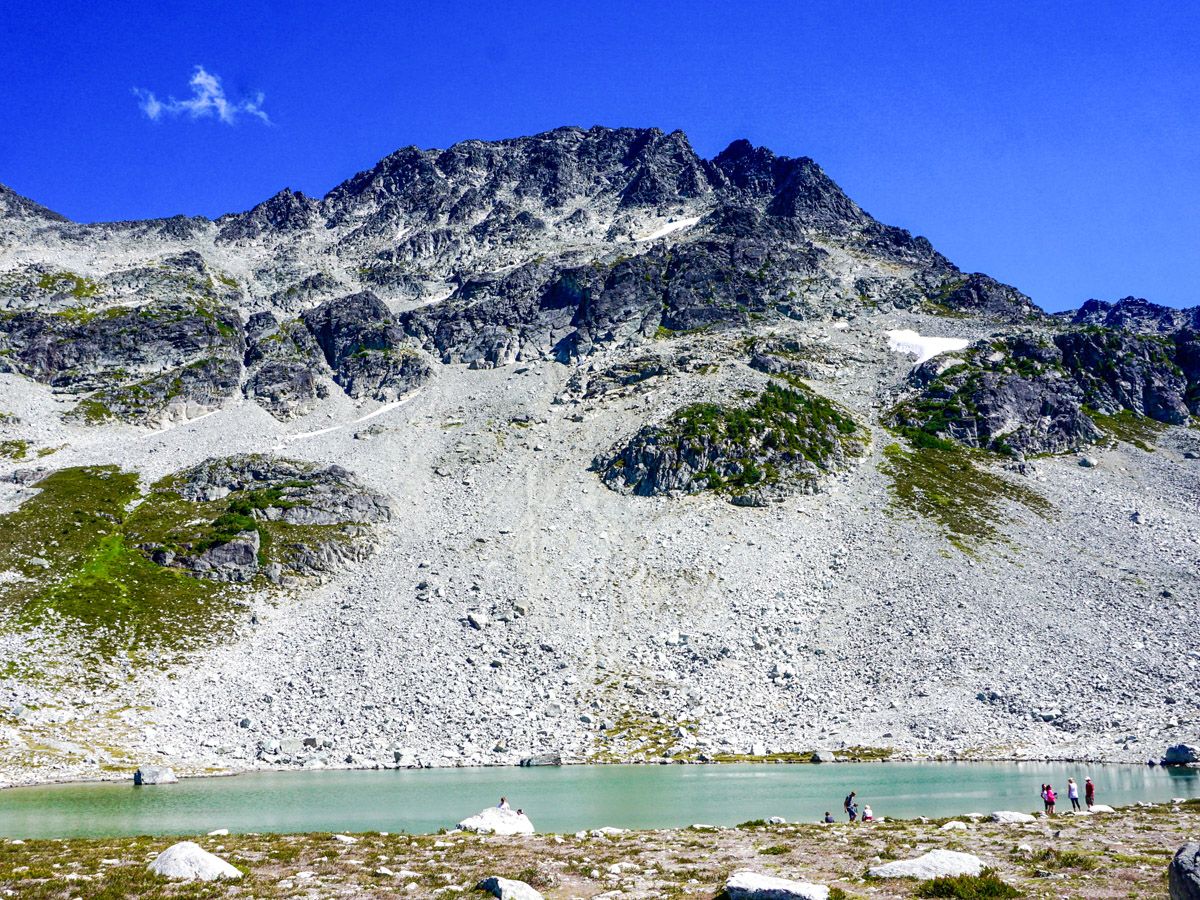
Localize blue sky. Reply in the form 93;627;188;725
1;1;1197;311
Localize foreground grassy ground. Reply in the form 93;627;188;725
0;801;1193;898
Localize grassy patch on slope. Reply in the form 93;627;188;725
1086;407;1167;452
0;467;239;666
881;442;1052;553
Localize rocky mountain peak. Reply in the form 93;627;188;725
0;184;69;223
1064;296;1200;334
217;187;319;243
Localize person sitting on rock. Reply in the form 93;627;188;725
823;811;835;823
498;796;510;810
862;804;874;822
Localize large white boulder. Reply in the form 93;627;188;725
148;841;242;881
868;849;983;879
456;807;534;835
477;875;545;900
723;870;830;900
991;810;1037;824
1089;803;1115;813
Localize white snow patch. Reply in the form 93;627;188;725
284;395;414;443
886;329;970;364
639;216;701;242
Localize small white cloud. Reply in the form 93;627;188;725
134;65;270;125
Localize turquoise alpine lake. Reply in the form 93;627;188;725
0;762;1196;839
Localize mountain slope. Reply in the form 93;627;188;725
0;126;1196;783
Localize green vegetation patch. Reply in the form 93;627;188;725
1087;407;1167;452
914;869;1021;898
0;462;354;670
611;382;864;498
0;439;28;460
36;270;100;299
1026;847;1097;871
0;467;240;665
881;441;1052;553
590;710;700;762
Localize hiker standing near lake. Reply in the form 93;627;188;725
1067;778;1081;811
843;790;856;822
1040;783;1050;813
1045;784;1057;815
1085;777;1095;809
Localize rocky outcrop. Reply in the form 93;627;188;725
134;455;391;583
70;356;243;426
0;281;245;425
723;870;829;900
928;273;1039;321
1171;844;1200;900
148;841;242;881
216;188;319;243
1063;297;1200;334
867;849;983;879
0;184;68;223
597;382;866;503
301;292;432;400
891;328;1194;454
243;312;330;419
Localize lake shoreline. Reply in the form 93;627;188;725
1;750;1187;793
0;798;1195;899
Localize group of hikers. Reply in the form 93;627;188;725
1040;777;1096;814
828;790;874;823
827;777;1099;823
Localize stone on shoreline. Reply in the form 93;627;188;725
991;810;1036;824
1165;744;1200;765
457;807;534;835
477;875;545;900
867;849;983;879
133;766;178;786
519;752;562;767
1170;843;1200;900
148;841;242;881
723;870;829;900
